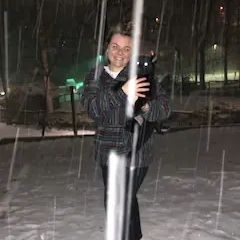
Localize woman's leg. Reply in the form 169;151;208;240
126;167;148;240
101;165;148;240
101;165;108;209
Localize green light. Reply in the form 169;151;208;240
66;78;76;87
97;54;104;63
76;81;84;90
65;78;84;90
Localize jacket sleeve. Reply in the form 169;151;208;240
142;86;171;122
81;68;127;121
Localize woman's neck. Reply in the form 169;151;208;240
108;65;124;73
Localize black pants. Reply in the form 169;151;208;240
102;165;148;240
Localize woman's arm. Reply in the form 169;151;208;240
141;87;171;122
81;68;127;121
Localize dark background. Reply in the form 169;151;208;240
0;0;239;86
0;0;240;127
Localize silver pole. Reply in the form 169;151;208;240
126;0;144;118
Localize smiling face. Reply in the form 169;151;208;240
106;33;132;72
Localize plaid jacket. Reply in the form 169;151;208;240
81;64;170;167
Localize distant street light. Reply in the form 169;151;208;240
65;78;84;92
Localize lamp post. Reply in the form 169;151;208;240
66;78;78;136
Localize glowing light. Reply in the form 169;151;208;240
65;78;84;90
155;17;160;23
190;72;240;84
75;81;84;90
97;54;104;63
213;44;217;50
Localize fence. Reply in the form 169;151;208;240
0;87;94;137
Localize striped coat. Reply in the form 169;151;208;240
81;64;170;167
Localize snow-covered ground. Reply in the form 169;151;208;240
0;125;240;240
0;122;95;141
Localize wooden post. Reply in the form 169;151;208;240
70;86;77;136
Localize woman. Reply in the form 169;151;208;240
82;23;170;240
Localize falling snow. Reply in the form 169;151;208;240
0;124;240;240
1;0;240;239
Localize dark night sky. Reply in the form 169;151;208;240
0;0;239;85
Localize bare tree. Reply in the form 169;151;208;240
198;0;213;90
0;0;7;95
192;0;200;84
165;0;174;46
0;0;6;92
33;0;57;134
223;0;231;85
